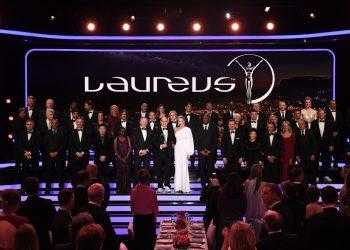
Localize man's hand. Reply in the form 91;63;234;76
99;155;106;162
223;157;228;165
310;154;315;161
49;152;58;158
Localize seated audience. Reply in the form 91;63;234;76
17;177;56;250
0;189;28;227
72;170;89;215
14;223;39;250
305;185;323;219
75;223;105;250
130;169;158;250
0;220;16;250
221;221;256;250
86;164;110;209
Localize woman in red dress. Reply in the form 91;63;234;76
280;121;296;181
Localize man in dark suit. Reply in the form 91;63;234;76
305;186;350;250
52;189;74;246
132;117;153;179
85;183;119;250
38;108;56;136
222;119;242;174
295;119;317;183
16;119;41;179
114;109;134;137
83;99;98;126
148;111;159;132
205;101;219;125
291;109;302;132
262;122;282;183
133;102;149;124
276;100;293;128
93;124;113;178
222;102;237;124
197;114;218;187
153;116;176;192
18;177;57;250
68;117;91;174
311;108;335;182
244;110;265;140
71;170;89;215
257;210;301;250
42;118;67;191
39;98;61;126
25;95;40;123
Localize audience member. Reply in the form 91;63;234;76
0;189;28;227
305;185;323;219
75;223;105;250
0;220;16;250
221;221;256;250
14;223;39;250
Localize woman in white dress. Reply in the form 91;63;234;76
174;116;194;193
301;96;317;128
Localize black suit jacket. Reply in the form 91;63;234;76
93;135;113;161
25;106;41;122
311;119;334;151
244;119;265;140
326;108;344;132
16;130;41;160
85;202;118;250
18;195;57;250
84;110;98;125
196;124;218;154
295;129;317;158
114;119;134;136
43;127;66;157
262;132;282;158
183;112;200;131
276;110;293;123
52;209;72;245
69;129;91;154
133;111;149;124
152;126;176;157
222;129;242;160
132;127;153;154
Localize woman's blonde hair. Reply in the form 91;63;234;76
229;222;256;250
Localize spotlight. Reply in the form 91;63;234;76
266;21;275;31
225;12;231;20
309;12;316;18
122;22;131;32
49;15;56;21
230;21;240;32
5;98;11;104
86;22;96;32
192;22;202;32
264;6;271;13
130;15;136;21
8;116;14;121
8;133;13;139
156;22;165;32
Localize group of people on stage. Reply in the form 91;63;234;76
12;95;347;193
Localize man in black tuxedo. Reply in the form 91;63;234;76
222;119;242;174
114;109;134;136
291;109;302;132
276;100;293;127
169;110;178;131
85;183;119;250
42;118;67;191
197;114;218;187
25;95;40;123
205;101;219;125
93;124;113;178
148;111;159;132
39;98;60;125
52;189;74;246
305;186;350;250
311;108;335;182
153;116;176;193
38;108;56;136
68;117;91;174
132;117;153;180
262;122;282;183
244;110;265;140
133;102;149;124
183;102;200;169
83;99;98;126
223;102;237;124
326;100;344;167
18;177;57;250
16;119;41;179
295;119;317;183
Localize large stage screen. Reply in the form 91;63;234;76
25;48;334;109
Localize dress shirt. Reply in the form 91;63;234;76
162;128;168;143
318;121;325;137
230;130;236;144
150;121;155;130
28;109;33;118
121;120;127;128
269;133;274;145
172;122;177;129
88;110;94;119
141;128;147;141
78;130;83;142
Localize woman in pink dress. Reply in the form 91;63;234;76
280;121;296;181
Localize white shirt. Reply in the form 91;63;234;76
73;121;77;130
150;121;155;130
121;121;127;128
269;134;274;145
27;132;32;141
172;122;177;129
331;110;336;121
162;128;168;143
251;121;258;129
78;130;83;142
186;114;191;122
88;110;94;119
230;130;236;144
280;111;286;119
141;112;146;118
203;124;209;130
318;121;325;137
28;109;33;118
141;128;147;141
46;119;51;130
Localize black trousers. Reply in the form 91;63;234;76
263;159;281;183
155;151;173;188
198;154;215;187
20;157;39;180
316;147;332;178
95;155;111;180
43;155;65;187
300;155;317;184
69;153;89;175
133;214;156;250
224;155;239;175
133;154;151;183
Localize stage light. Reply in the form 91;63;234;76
8;116;14;121
122;22;131;32
49;15;56;21
225;12;231;20
86;22;96;32
130;15;136;21
8;133;13;139
310;12;316;18
230;22;240;32
264;6;270;13
156;22;165;32
192;22;202;32
266;21;275;31
5;98;11;104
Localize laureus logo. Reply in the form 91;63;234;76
227;54;275;104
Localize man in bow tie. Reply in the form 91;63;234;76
222;119;242;174
153;116;176;192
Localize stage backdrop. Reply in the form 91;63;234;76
25;48;334;110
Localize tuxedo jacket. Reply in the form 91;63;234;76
276;110;293;123
152;126;176;156
16;130;41;159
311;119;334;150
68;129;91;154
295;129;317;158
244;119;266;139
83;110;98;125
147;120;160;134
221;129;242;160
132;127;153;153
93;135;113;160
196;123;218;153
206;111;219;125
25;106;41;122
42;127;66;157
326;108;344;132
262;132;282;158
182;112;200;131
133;111;149;124
114;120;134;136
222;110;237;124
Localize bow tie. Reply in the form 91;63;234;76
319;120;325;123
89;111;93;113
230;130;235;134
77;129;83;132
269;133;275;136
251;121;257;123
141;128;146;130
162;128;167;131
27;132;33;134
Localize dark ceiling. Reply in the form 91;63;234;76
0;0;349;35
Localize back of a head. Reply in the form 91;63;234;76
284;182;301;201
1;189;21;212
58;189;74;207
76;223;105;250
0;220;16;250
224;173;243;198
265;183;282;199
229;221;256;250
14;224;39;250
72;212;94;242
87;183;105;204
23;177;39;195
321;186;338;205
86;165;98;179
72;170;90;187
138;169;150;184
263;210;283;232
306;185;320;204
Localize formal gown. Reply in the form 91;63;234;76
174;126;194;192
281;135;295;181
